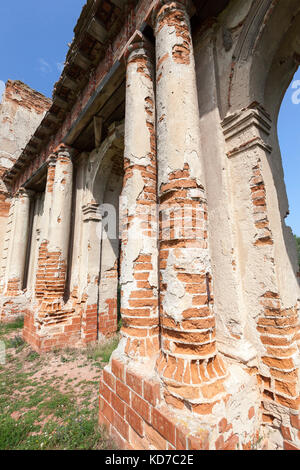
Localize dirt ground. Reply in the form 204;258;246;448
0;318;119;450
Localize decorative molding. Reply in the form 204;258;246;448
82;203;101;222
232;0;273;62
16;188;35;199
222;102;273;157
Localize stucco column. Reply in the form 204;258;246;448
153;0;227;408
119;38;159;359
6;188;33;295
35;145;73;304
48;146;73;260
81;202;102;343
222;104;300;438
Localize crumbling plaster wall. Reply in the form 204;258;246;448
68;124;124;342
192;0;300;355
0;80;51;171
26;192;46;296
192;0;300;448
0;80;51;283
194;31;253;360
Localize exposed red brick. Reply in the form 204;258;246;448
112;359;125;382
151;408;176;446
126;406;144;437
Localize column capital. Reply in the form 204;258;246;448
16;187;35;200
123;32;155;85
46;145;77;169
53;143;76;157
46;153;58;168
151;0;195;32
122;31;154;65
221;102;272;157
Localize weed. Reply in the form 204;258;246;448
0;317;24;336
86;335;119;364
26;351;40;362
8;336;25;349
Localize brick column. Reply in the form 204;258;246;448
24;145;82;352
6;188;33;295
119;38;159;359
35;145;73;306
153;0;227;410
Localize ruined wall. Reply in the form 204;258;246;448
0;80;51;286
8;0;154;195
0;80;51;171
67;123;124;345
99;0;300;452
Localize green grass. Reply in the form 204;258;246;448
25;351;40;362
0;316;24;335
86;335;119;363
0;319;118;450
7;335;25;349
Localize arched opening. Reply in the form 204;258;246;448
193;1;300;447
278;67;300;272
68;122;124;343
217;0;300;322
213;0;300;445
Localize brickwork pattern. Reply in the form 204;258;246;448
246;157;300;448
98;262;119;336
99;358;256;450
120;41;159;359
154;0;229;409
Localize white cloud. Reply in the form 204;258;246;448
0;80;5;104
38;58;52;74
57;62;64;73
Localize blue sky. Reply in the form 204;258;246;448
0;0;86;98
0;1;299;235
278;67;300;236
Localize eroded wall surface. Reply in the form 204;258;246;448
1;0;300;452
0;80;51;296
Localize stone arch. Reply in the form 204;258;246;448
228;0;300;114
69;122;124;343
227;1;300;252
97;127;124;337
194;0;300;345
223;0;300;304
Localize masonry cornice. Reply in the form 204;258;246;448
16;187;35;199
82;202;102;222
221;102;273;157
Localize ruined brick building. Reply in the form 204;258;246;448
1;0;300;451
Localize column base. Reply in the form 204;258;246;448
23;305;82;353
99;355;264;450
22;292;119;352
